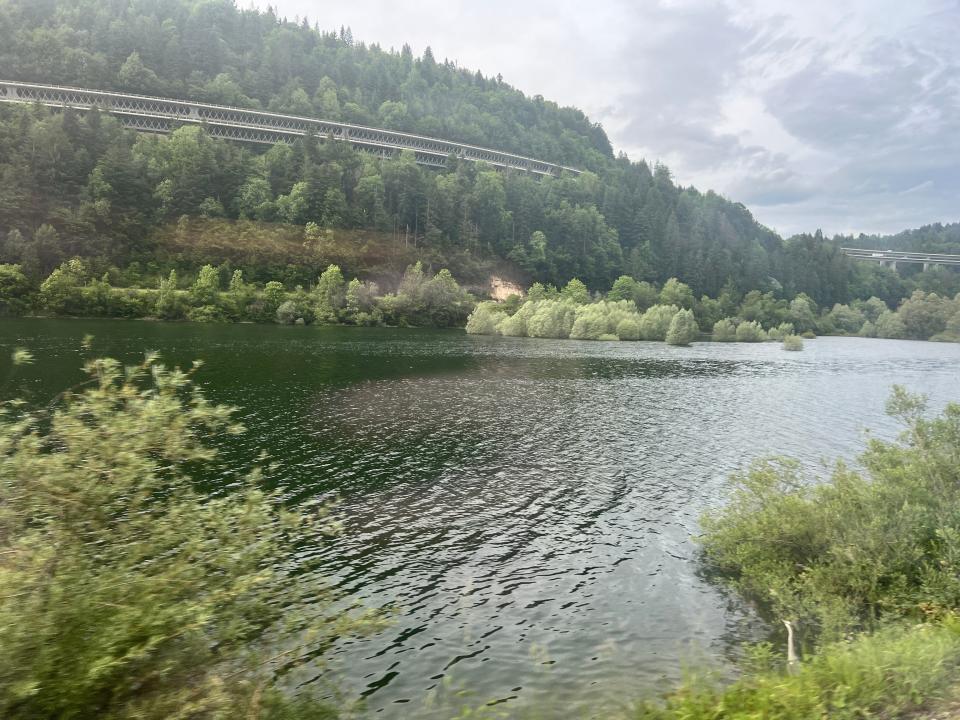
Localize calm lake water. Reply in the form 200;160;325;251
2;319;959;718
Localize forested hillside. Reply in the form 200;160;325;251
0;0;612;170
0;0;956;311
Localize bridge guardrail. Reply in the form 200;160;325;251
0;80;581;177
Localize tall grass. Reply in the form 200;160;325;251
633;621;960;719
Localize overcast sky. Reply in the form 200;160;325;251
262;0;960;238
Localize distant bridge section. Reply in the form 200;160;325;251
0;80;581;177
842;247;960;272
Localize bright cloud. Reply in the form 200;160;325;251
266;0;960;237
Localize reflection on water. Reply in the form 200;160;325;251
1;319;958;718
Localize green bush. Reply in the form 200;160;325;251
665;308;699;346
616;317;642;341
190;264;221;306
0;264;34;315
526;300;576;338
39;259;87;315
639;304;679;341
276;298;314;325
0;353;369;718
186;304;226;322
735;320;766;342
495;299;537;336
634;621;960;720
767;322;796;341
598;333;620;341
783;334;803;351
825;303;866;335
659;277;695;309
570;306;610;340
876;309;907;339
465;301;508;335
898;290;953;339
313;264;346;324
560;278;590;304
711;318;737;342
155;270;187;320
701;389;960;637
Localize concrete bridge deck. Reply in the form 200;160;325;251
0;80;582;177
842;247;960;271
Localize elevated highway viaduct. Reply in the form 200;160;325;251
0;80;582;178
841;247;960;272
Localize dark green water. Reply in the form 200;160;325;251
2;318;959;718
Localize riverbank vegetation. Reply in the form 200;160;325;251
0;349;373;718
634;622;960;719
633;389;960;718
0;257;475;327
3;1;960;308
466;275;960;343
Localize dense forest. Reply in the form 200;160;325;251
0;0;957;320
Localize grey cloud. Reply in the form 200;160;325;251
268;0;960;236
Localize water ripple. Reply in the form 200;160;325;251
2;321;958;718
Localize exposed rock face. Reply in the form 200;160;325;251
489;276;524;301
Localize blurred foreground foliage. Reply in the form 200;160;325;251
0;350;370;719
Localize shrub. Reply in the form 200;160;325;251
313;264;346;324
712;318;737;342
607;275;658;310
639;304;680;341
560;278;590;304
598;333;619;341
665;308;699;346
633;622;960;720
857;296;889;323
735;320;766;342
783;334;803;351
186;304;226;322
0;264;34;315
465;301;508;335
526;300;576;338
801;330;816;339
700;388;960;637
155;270;186;320
39;259;87;315
826;303;866;335
636;389;960;720
659;277;695;309
276;298;314;325
190;264;221;307
788;294;818;332
932;311;960;343
0;354;369;718
496;299;538;336
898;290;953;340
570;311;609;340
616;317;642;341
767;322;796;341
420;269;475;327
875;310;907;339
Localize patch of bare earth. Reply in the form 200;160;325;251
489;275;523;301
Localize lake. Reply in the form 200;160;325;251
2;319;958;718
